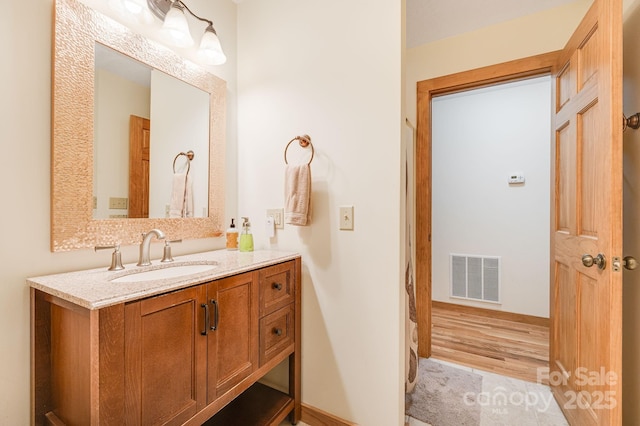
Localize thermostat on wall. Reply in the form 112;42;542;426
508;173;525;184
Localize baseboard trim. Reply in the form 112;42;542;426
432;301;549;327
301;403;357;426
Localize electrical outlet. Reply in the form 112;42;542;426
339;206;354;230
266;208;284;229
109;197;128;210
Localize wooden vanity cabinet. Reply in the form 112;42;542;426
32;258;301;426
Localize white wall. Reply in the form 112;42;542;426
149;70;210;218
0;1;237;424
94;68;150;218
623;0;640;422
237;1;404;424
431;77;551;317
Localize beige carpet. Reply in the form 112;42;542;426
405;358;482;426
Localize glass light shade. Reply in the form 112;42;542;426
162;3;194;48
122;0;144;14
198;27;227;65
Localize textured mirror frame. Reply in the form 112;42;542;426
52;0;226;251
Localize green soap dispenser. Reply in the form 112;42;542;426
239;217;254;252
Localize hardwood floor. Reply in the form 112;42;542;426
430;301;549;383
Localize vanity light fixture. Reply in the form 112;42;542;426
148;0;227;65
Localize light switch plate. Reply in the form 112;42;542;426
109;197;128;209
339;206;354;230
266;208;284;229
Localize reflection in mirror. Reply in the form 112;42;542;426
93;44;210;219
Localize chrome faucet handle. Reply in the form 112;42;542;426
161;239;182;263
95;244;125;271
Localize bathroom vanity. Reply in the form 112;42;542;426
29;250;301;425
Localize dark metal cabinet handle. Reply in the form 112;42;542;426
272;282;283;290
201;303;209;336
273;328;283;336
210;299;219;330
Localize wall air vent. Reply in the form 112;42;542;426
450;254;500;303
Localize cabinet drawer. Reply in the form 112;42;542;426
259;305;294;366
258;261;295;316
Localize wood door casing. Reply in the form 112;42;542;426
550;0;623;424
129;115;150;218
415;52;560;359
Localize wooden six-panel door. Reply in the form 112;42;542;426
550;0;623;424
129;115;150;218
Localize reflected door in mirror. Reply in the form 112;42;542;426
129;115;150;218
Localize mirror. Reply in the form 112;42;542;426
93;44;210;219
51;0;226;251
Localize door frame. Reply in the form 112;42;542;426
415;52;560;358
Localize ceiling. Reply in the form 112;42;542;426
406;0;578;48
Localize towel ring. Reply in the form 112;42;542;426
284;135;314;165
173;150;194;174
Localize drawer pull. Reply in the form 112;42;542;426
273;328;283;336
201;303;209;336
272;282;283;290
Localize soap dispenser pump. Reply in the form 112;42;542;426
226;218;238;250
239;217;254;252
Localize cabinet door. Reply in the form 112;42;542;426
207;271;259;402
125;285;207;426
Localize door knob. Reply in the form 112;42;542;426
624;256;638;270
582;253;606;270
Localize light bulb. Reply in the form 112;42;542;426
162;2;194;48
198;25;226;65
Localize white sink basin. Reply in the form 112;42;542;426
110;263;217;283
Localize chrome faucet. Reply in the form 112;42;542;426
137;229;166;266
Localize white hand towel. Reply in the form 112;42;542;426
169;172;193;218
184;173;193;218
284;164;311;226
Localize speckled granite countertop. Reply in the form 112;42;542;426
28;250;300;310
